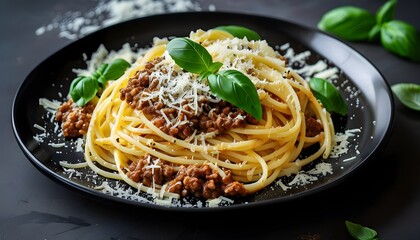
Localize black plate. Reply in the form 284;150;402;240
12;12;394;211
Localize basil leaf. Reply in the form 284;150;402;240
345;221;378;240
167;37;222;75
208;70;262;120
70;76;99;107
318;6;376;41
376;0;397;25
103;58;130;80
391;83;420;111
213;25;261;41
309;78;348;115
380;20;420;62
99;58;130;86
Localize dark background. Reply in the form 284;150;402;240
1;0;420;239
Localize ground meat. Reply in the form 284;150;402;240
306;116;323;137
55;99;95;138
127;156;175;186
119;57;259;139
126;155;248;199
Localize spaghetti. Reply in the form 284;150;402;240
76;28;335;200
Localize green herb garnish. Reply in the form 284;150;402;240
70;58;130;106
391;83;420;110
345;221;380;240
70;76;99;107
317;6;376;41
208;70;262;119
318;0;420;62
165;37;222;78
381;20;420;62
167;37;262;120
213;25;261;40
309;77;348;115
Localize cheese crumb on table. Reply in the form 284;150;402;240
35;0;214;40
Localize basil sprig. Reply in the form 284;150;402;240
318;0;420;62
70;58;130;106
167;37;262;120
309;78;348;115
391;83;420;111
345;221;379;240
213;25;261;41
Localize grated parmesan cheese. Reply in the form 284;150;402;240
307;162;333;176
275;179;291;191
207;196;234;207
330;128;361;158
33;123;46;132
35;0;215;40
48;142;66;148
289;172;318;186
39;98;62;113
313;66;339;79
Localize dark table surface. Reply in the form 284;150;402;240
1;0;420;239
